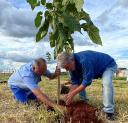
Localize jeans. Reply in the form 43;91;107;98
79;90;88;100
10;85;37;103
79;65;117;113
102;65;117;113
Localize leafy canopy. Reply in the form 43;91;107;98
27;0;102;58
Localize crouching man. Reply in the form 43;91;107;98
8;58;60;108
57;50;117;120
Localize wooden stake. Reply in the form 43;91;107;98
57;74;60;104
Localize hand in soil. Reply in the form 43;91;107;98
64;93;74;105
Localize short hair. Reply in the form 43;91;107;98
34;58;46;67
57;52;74;68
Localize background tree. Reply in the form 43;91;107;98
46;52;51;62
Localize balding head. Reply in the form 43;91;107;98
33;58;47;75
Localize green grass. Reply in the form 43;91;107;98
0;73;128;123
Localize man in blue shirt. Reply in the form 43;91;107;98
57;50;117;120
8;58;60;108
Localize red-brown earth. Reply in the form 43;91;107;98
59;100;103;123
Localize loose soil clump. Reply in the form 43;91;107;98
60;100;103;123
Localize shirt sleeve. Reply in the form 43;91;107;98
81;60;94;87
23;77;38;90
70;72;79;85
43;69;52;78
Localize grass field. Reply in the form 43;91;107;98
0;73;128;123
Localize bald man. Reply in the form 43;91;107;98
8;58;60;108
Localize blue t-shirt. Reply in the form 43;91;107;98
8;62;51;90
70;50;117;87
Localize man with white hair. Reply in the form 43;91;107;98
8;58;60;109
57;50;117;120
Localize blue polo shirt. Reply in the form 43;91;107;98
8;62;51;90
70;50;117;87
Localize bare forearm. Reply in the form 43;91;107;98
71;84;86;96
32;88;55;107
69;85;78;92
37;93;55;107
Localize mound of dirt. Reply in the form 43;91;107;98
60;100;103;123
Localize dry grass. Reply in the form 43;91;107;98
0;73;128;123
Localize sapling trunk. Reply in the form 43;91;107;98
57;74;60;104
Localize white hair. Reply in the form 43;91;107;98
57;52;74;68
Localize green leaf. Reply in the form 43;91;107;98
67;37;74;50
41;0;46;5
62;0;69;5
58;23;67;48
49;31;58;47
35;11;43;28
27;0;40;10
49;33;55;47
81;23;102;45
36;27;42;42
63;0;83;12
79;10;90;21
61;12;81;32
81;23;89;31
73;0;84;12
88;25;102;45
46;3;53;9
65;3;77;14
36;19;49;42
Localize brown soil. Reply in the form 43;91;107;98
59;100;103;123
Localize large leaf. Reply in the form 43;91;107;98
58;23;67;48
63;0;83;12
46;3;53;9
79;9;90;22
61;12;81;32
53;0;62;8
81;23;102;45
36;19;49;42
65;3;77;14
34;11;43;28
36;27;42;42
73;0;84;12
41;0;46;5
49;30;59;48
27;0;40;10
49;33;56;47
81;23;89;31
88;25;102;45
62;0;69;5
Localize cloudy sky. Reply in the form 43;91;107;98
0;0;128;72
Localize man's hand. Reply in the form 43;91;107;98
49;66;61;79
64;84;86;105
64;92;75;105
54;66;61;76
32;88;55;107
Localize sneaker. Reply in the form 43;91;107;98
80;98;89;102
106;113;115;121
